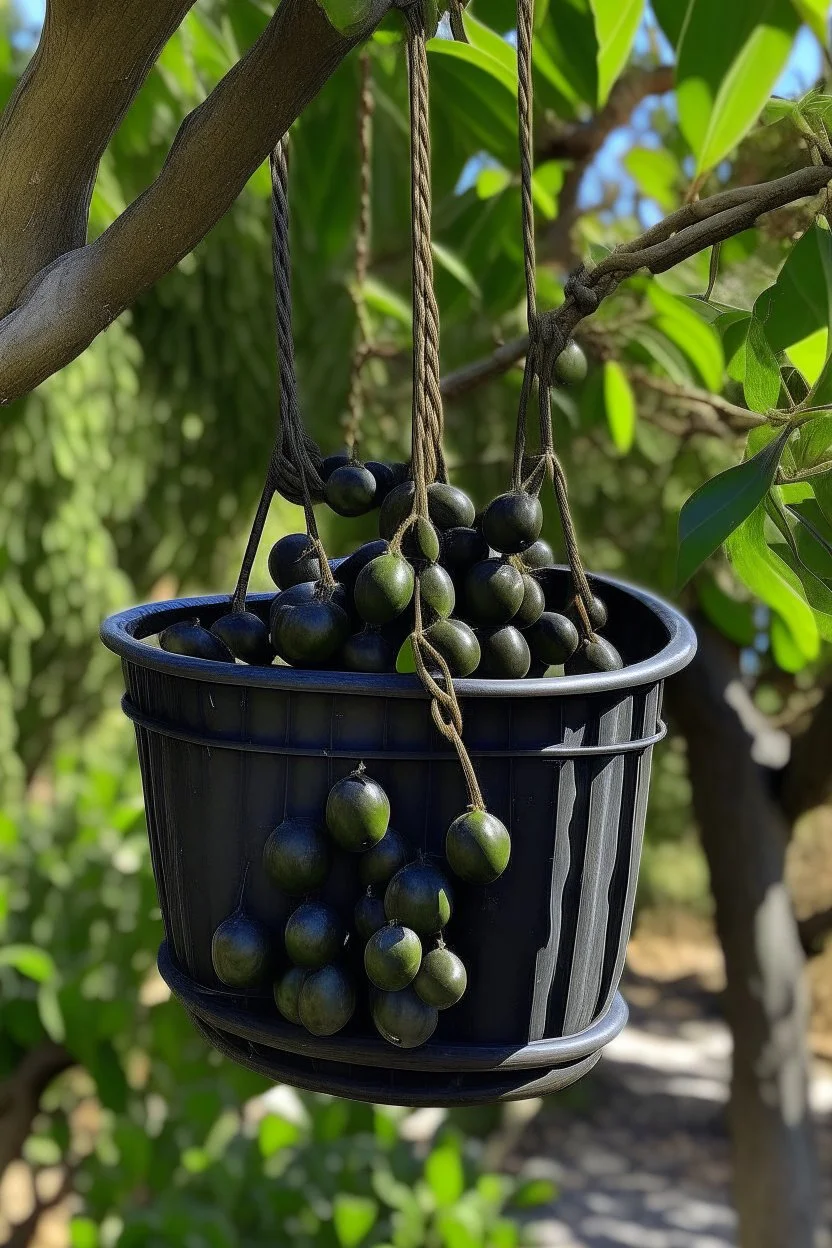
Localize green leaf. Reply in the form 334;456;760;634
588;0;645;105
743;315;781;412
753;224;832;354
534;0;598;113
726;502;820;662
815;472;832;524
676;0;799;173
676;428;790;585
70;1219;100;1248
623;146;679;211
761;95;798;125
258;1113;301;1156
363;277;411;328
0;944;56;982
476;166;511;199
648;283;725;390
396;637;416;673
427;33;517;96
794;412;832;468
333;1195;378;1247
432;243;481;299
791;0;829;41
697;576;756;645
424;1140;466;1207
38;983;66;1043
651;0;687;45
510;1178;558;1208
603;360;636;453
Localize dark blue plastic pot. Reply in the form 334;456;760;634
101;569;695;1106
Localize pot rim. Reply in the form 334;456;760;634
101;568;696;698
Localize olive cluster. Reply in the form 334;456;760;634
209;764;512;1050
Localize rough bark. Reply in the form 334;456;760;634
0;0;198;316
0;0;392;405
667;622;823;1248
0;1043;73;1179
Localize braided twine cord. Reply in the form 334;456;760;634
343;50;375;455
511;0;597;639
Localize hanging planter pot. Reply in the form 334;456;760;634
102;572;693;1106
101;0;698;1106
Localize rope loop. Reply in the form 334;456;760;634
564;265;600;314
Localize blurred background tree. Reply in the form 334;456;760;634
1;0;832;1246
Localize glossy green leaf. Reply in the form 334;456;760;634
648;283;725;390
533;0;598;114
603;360;636;453
761;95;798;125
786;328;827;384
363;277;411;328
0;944;56;982
697;576;756;645
650;0;687;45
676;428;790;585
791;0;829;41
624;146;679;211
425;1140;466;1207
432;243;481;299
427;33;517;96
333;1195;378;1247
743;315;781;412
726;501;820;661
476;166;512;199
753;224;832;354
676;0;799;173
588;0;645;105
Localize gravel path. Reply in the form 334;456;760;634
515;974;832;1248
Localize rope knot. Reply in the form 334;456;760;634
564;266;600;314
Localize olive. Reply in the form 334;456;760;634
262;817;330;895
271;598;351;667
354;553;415;625
552;339;588;385
326;768;390;852
211;911;270;987
284;902;345;969
414;946;467;1010
298;964;356;1036
476;625;531;679
210;611;273;665
526;612;579;666
520;539;555;570
423;618;481;677
364;924;422;991
427;482;476;530
384;862;452;936
378;481;416;539
403;516;441;563
464;559;525;625
481;492;543;555
274;966;308;1025
565;637;624;674
365;461;397;501
325;463;378;517
269;582;349;643
359;827;411;889
513;574;545;629
566;593;609;631
321;451;351;481
268;533;322;589
440;526;490;578
445;809;511;884
526;658;550;678
354;891;388;942
418;564;455;619
340;628;397;673
373;988;438;1049
159;619;234;663
335;539;390;592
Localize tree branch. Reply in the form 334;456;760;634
0;0;392;405
0;0;198;316
629;367;767;431
0;1042;74;1180
441;165;832;403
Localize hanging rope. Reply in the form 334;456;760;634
343;50;375;455
389;0;483;811
231;137;333;611
510;0;596;639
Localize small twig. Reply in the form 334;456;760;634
629;368;768;430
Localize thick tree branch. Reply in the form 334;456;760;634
0;0;391;405
0;0;198;316
0;1043;74;1179
441;165;832;403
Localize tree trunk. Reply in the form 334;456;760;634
667;622;824;1248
